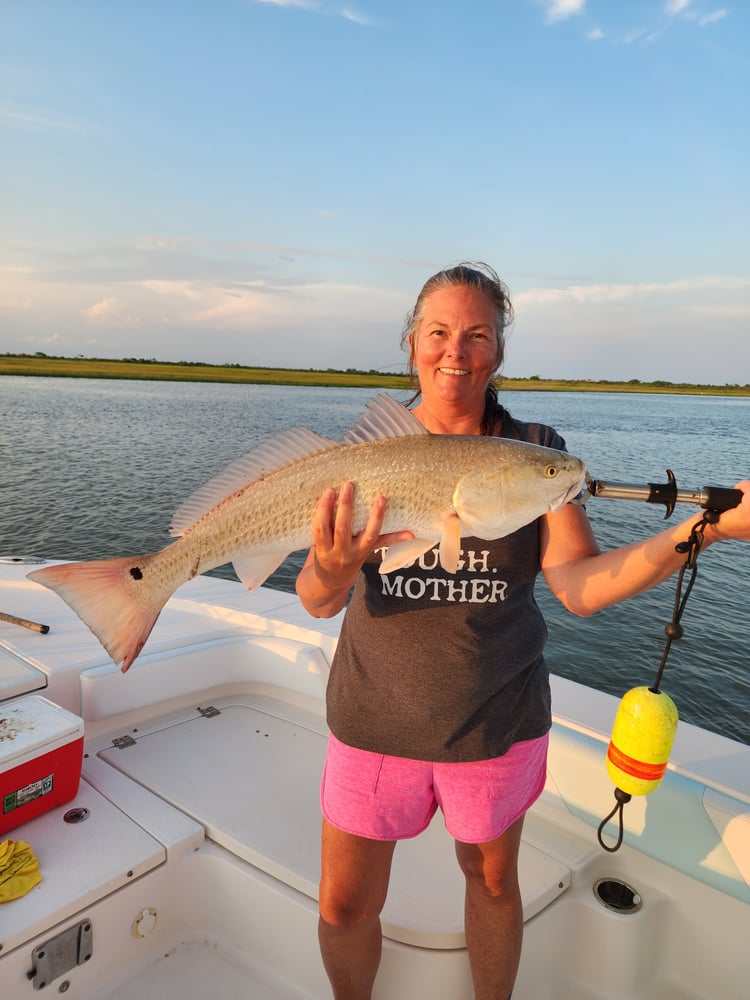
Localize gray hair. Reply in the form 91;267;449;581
400;262;514;432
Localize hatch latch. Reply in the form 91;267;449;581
112;734;137;749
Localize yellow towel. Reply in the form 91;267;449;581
0;838;43;902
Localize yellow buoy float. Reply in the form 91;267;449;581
594;506;731;852
598;685;680;852
606;686;679;796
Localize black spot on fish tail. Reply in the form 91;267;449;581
130;566;144;580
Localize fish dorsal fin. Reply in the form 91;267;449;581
170;427;336;537
340;393;428;445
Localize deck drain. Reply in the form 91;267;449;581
64;807;91;824
593;878;642;914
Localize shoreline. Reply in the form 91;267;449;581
1;355;748;397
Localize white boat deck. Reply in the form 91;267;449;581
92;689;571;949
2;564;750;998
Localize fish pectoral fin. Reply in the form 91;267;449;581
378;538;439;575
456;510;527;541
439;514;462;573
232;551;289;590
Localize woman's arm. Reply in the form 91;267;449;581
541;480;750;617
295;481;414;619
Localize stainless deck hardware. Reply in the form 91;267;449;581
28;919;93;990
112;735;137;749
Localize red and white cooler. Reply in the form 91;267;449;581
0;695;84;835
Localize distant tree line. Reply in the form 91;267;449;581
4;352;748;390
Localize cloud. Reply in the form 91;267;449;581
256;0;318;8
698;9;729;26
141;280;207;302
29;234;437;287
507;275;750;382
595;1;730;47
665;1;728;27
665;0;693;14
0;265;36;309
5;236;746;381
687;303;750;318
255;0;375;23
0;105;85;132
340;7;375;27
540;0;586;23
84;296;131;325
134;236;194;253
621;27;648;44
516;275;750;309
139;276;408;334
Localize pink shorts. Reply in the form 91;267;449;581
321;732;549;843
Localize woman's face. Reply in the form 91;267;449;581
411;285;501;409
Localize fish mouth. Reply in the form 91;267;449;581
550;476;587;511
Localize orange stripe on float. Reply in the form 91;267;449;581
607;743;667;782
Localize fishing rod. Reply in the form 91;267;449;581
575;469;744;518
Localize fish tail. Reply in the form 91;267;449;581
28;553;172;672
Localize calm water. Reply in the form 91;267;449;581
2;376;749;745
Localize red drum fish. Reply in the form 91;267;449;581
28;394;585;671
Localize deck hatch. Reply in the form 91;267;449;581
97;694;571;949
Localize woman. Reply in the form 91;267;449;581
295;263;750;1000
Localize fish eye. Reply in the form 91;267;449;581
544;465;558;479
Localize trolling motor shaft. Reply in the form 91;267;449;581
578;470;743;518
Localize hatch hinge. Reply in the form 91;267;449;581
27;918;93;990
111;734;137;749
197;705;221;719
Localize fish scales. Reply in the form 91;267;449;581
177;433;538;570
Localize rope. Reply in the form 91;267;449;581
650;511;716;693
597;788;632;852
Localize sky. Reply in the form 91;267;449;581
1;0;748;383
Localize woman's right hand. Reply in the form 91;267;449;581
312;482;384;588
296;481;412;617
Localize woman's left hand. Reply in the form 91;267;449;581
704;480;750;543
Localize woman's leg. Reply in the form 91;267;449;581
454;814;525;1000
318;818;397;1000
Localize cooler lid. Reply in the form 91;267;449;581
0;695;84;770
